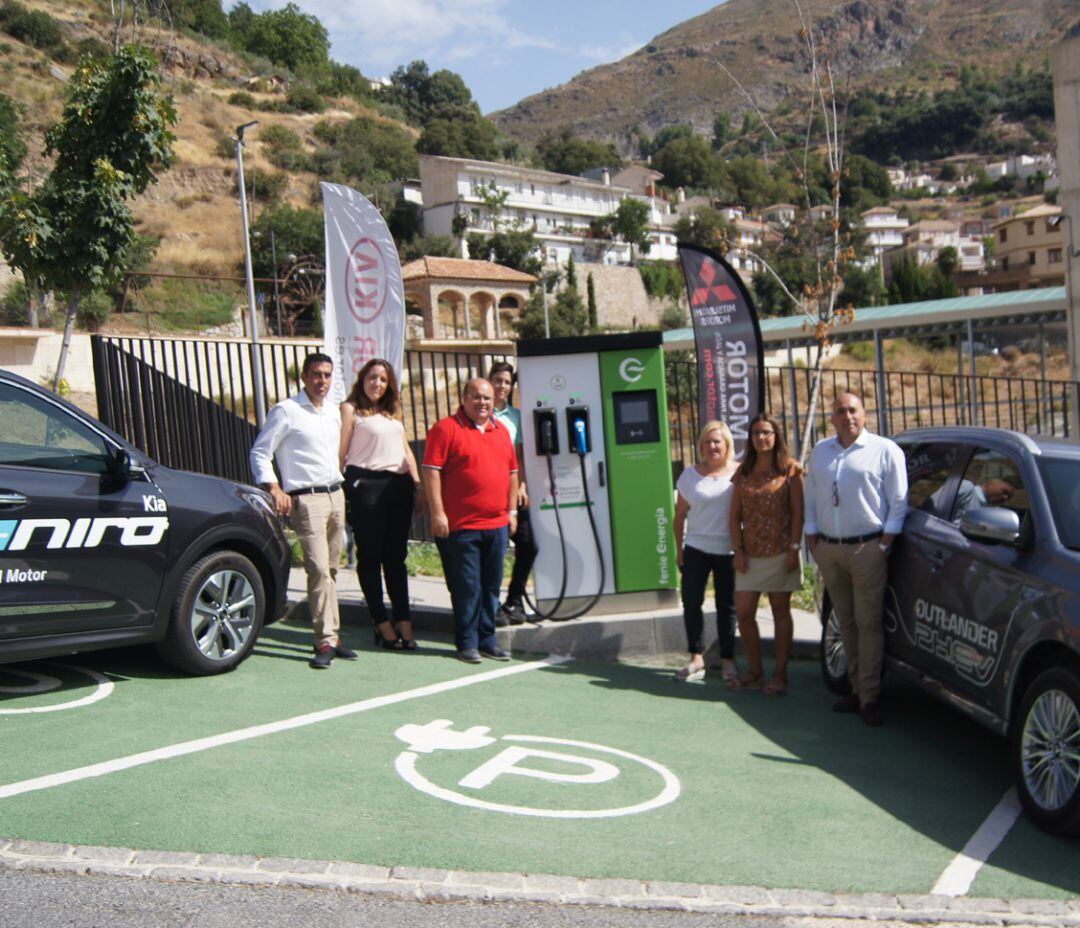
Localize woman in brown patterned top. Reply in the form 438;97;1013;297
729;413;804;694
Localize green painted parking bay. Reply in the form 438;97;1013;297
1;621;1077;901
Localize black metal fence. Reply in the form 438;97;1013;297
666;361;1078;473
92;336;259;484
93;335;1080;488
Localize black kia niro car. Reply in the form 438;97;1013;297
820;426;1080;836
0;370;290;675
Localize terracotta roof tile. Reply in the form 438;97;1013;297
401;257;536;284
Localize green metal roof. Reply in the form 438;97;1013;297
663;286;1067;349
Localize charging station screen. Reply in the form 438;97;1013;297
613;390;660;444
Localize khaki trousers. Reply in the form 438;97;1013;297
292;489;345;647
813;539;888;704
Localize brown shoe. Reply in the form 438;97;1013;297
831;693;860;714
859;701;884;727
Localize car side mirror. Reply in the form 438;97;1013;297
960;506;1021;545
108;449;134;481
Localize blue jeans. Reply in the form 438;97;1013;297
436;526;509;652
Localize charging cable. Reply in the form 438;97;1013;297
523;419;606;621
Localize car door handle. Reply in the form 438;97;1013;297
926;549;946;572
0;491;28;507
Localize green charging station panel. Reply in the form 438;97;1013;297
599;342;677;593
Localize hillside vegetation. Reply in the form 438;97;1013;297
492;0;1078;153
0;0;1074;339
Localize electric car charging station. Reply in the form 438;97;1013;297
516;332;678;618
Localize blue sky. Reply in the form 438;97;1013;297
245;0;723;114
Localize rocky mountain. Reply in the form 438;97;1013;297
490;0;1080;148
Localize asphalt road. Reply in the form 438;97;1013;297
0;871;790;928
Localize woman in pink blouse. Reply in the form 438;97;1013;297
729;413;804;694
339;359;423;650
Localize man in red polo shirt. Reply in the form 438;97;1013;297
422;378;519;663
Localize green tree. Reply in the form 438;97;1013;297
712;112;731;150
565;252;577;289
514;286;586;339
838;263;884;308
250;204;323;280
383;60;479;127
0;45;177;387
600;197;651;263
417;112;498;160
586;272;598;332
651;134;714;189
400;233;456;262
228;2;329;73
313;116;418;185
642;124;695;158
0;93;27;176
467;228;541;276
936;245;959;280
535;127;622;175
673;206;733;251
170;0;229;38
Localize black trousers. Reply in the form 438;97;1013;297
504;505;537;606
344;466;414;625
680;545;736;658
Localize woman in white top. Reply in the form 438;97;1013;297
672;420;739;684
339;359;423;651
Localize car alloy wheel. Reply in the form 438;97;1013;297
159;551;265;675
191;567;257;661
1014;667;1080;835
820;599;852;695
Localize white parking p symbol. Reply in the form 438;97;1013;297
458;747;620;790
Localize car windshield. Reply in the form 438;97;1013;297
1036;456;1080;550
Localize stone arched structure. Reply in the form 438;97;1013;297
401;257;536;340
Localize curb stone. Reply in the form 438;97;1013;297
0;838;1076;925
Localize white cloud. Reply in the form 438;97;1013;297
578;32;644;65
248;0;556;75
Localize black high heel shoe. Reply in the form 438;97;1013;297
394;623;417;651
373;625;402;650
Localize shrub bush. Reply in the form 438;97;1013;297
285;83;325;114
0;2;63;50
75;289;113;332
227;90;257;108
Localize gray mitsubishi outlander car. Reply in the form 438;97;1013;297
820;426;1080;835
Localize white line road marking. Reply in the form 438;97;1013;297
0;665;113;714
931;787;1022;896
0;655;570;801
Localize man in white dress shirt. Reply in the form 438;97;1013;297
805;392;907;726
250;353;355;669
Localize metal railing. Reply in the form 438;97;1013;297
93;334;1080;490
666;360;1079;473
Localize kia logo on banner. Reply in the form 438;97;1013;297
346;237;389;323
322;183;405;405
677;244;765;457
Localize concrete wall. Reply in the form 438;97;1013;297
572;264;670;331
1052;38;1080;407
0;330;95;392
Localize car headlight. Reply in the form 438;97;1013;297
241;489;277;519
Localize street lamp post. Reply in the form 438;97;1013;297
269;229;282;336
235;121;266;426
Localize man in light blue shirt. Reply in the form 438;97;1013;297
805;392;907;726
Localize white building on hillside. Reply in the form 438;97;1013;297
860;206;909;261
420;155;636;267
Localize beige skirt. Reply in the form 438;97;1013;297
735;552;803;593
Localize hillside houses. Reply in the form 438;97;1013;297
412;153;1055;301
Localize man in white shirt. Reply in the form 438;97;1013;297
805;392;908;726
250;353;354;669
